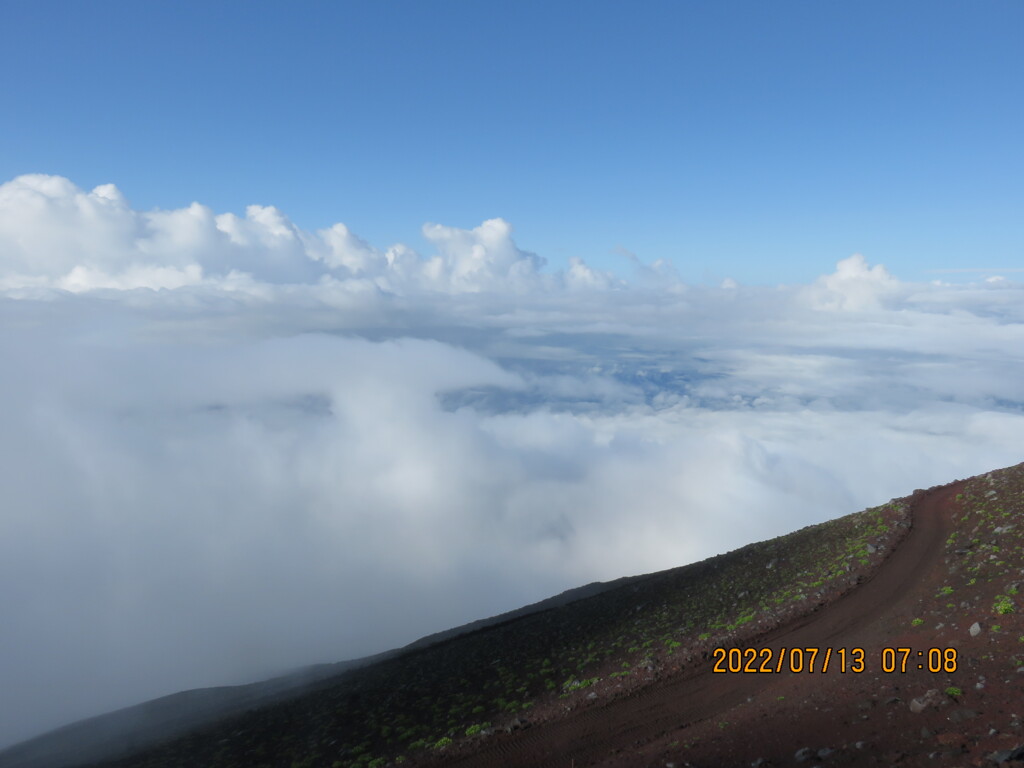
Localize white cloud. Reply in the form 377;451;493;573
566;256;617;290
314;221;380;275
0;175;560;294
419;218;548;292
1;175;1023;748
804;253;900;310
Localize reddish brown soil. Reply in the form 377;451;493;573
425;481;1024;768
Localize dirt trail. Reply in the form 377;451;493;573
436;483;961;768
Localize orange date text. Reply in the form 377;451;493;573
711;646;958;674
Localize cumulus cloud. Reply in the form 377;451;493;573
804;253;900;310
0;175;316;290
0;175;561;294
1;175;1023;748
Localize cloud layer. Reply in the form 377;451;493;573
1;175;1022;747
0;175;606;294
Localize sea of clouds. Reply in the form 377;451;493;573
1;174;1022;747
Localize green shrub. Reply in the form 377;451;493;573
464;722;490;737
994;595;1015;614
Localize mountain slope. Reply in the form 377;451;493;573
2;462;1021;768
0;575;660;768
431;464;1024;768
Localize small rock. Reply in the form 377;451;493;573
586;692;597;700
794;747;814;762
948;707;978;724
855;741;868;749
866;543;877;554
910;689;942;714
970;622;983;637
817;747;835;758
987;745;1024;762
751;759;767;768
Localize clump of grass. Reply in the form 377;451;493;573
993;595;1016;615
464;722;490;737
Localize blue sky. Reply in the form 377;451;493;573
2;0;1021;284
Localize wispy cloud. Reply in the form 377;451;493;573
1;175;1022;747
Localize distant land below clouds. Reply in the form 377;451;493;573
1;174;1022;750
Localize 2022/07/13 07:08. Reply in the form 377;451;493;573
711;646;959;674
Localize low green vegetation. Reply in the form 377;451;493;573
993;595;1016;614
464;722;490;737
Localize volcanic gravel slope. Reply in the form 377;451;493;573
426;467;1024;768
6;463;1022;768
